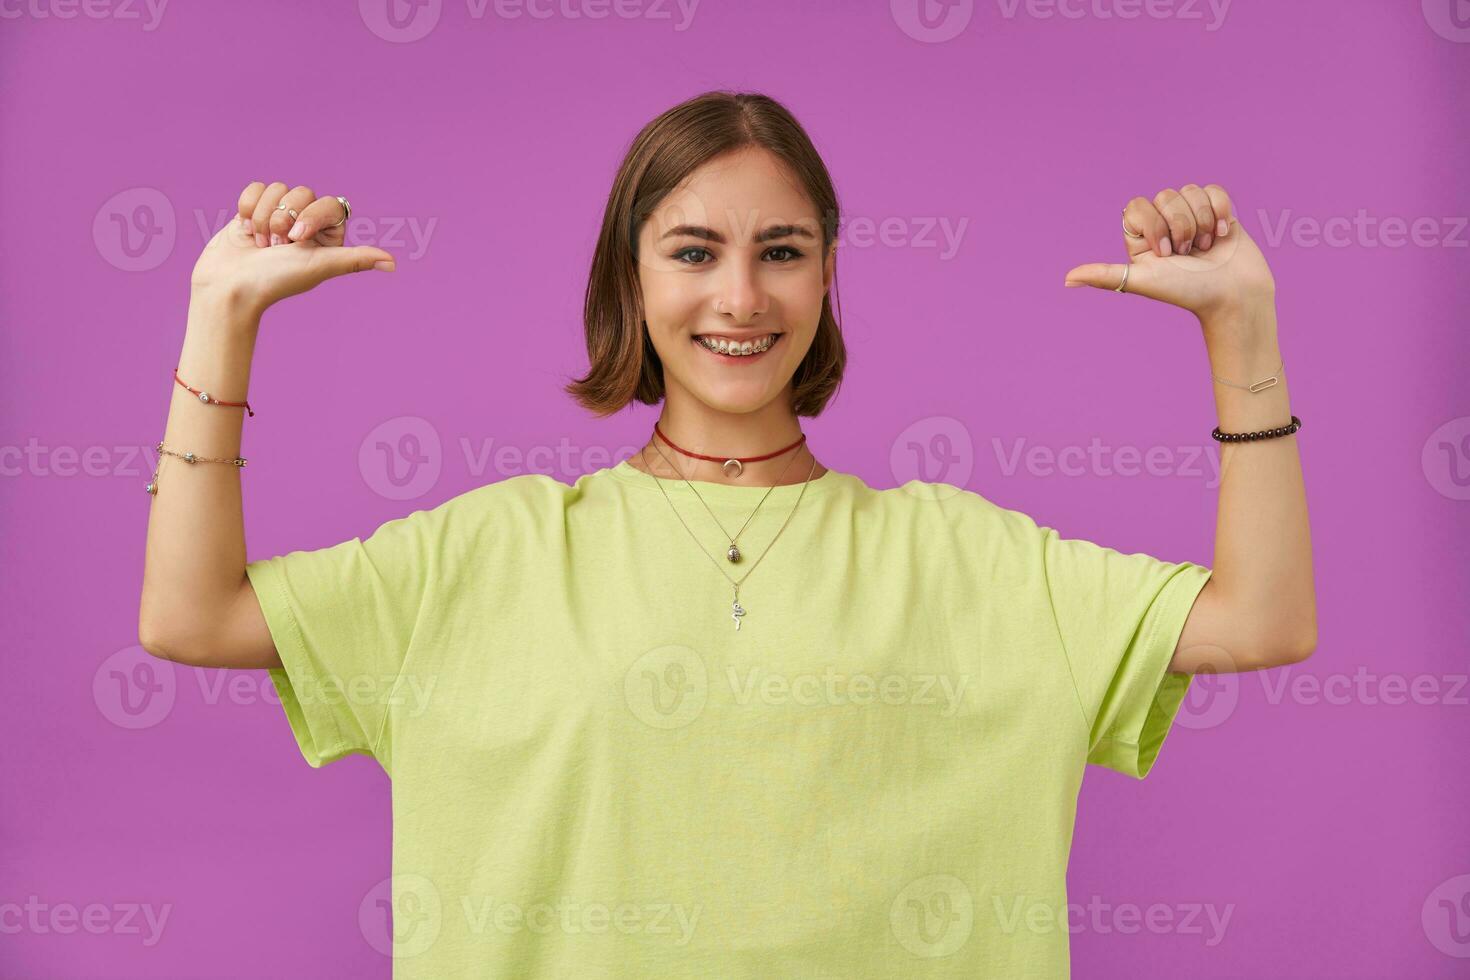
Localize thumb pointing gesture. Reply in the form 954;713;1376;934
1062;186;1275;322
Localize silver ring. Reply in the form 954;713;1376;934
1114;265;1130;293
328;195;351;229
1122;209;1145;240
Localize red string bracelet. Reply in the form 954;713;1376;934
174;366;254;417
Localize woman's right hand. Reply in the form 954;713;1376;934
190;180;396;314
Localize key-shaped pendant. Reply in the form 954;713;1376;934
731;599;745;631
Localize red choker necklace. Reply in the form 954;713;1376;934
653;422;807;478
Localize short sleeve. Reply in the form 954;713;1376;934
244;507;438;770
1040;526;1212;779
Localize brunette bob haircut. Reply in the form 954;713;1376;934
564;90;847;418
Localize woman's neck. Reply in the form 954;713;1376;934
627;406;827;487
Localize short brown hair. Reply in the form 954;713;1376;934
564;91;847;418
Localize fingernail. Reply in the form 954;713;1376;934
1216;219;1228;237
255;233;267;248
287;220;304;240
270;233;282;246
1181;240;1192;254
1064;281;1081;288
1160;237;1173;257
1199;233;1212;250
238;216;250;231
373;260;396;272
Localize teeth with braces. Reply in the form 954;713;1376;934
696;333;779;356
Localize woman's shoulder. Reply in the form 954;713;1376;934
841;470;1051;539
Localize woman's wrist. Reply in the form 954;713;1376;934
188;285;264;335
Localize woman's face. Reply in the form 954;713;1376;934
636;146;834;415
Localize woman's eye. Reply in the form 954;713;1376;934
672;246;804;265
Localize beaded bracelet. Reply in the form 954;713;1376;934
145;441;247;495
1211;415;1302;443
174;366;254;416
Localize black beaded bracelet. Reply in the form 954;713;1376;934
1211;415;1302;443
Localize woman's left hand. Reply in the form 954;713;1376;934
1063;183;1276;325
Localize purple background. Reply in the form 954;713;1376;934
3;0;1467;976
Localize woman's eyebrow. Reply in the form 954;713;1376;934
659;223;818;244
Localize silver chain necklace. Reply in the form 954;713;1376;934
649;436;804;564
639;439;821;631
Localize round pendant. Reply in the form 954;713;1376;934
727;544;741;563
722;458;743;478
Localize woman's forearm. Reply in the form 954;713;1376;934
138;289;261;660
1201;302;1318;661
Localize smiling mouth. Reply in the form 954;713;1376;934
692;333;782;358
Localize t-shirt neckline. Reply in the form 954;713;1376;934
607;456;841;505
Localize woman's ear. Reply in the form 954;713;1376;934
822;242;837;292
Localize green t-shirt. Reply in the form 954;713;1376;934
244;458;1210;978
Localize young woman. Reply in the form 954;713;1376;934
139;91;1315;978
